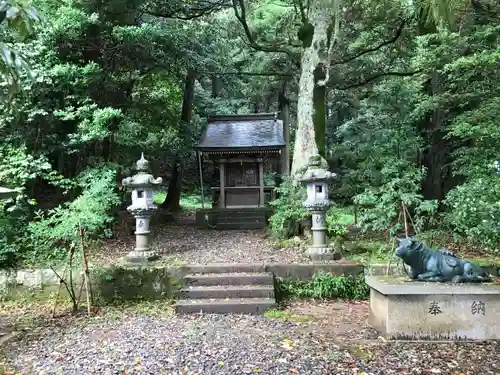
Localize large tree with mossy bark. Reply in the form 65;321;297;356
231;0;475;176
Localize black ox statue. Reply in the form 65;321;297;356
395;237;492;283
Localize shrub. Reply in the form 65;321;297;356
25;165;121;266
325;206;354;238
268;177;309;239
444;175;500;252
275;271;369;301
0;145;71;268
353;161;438;235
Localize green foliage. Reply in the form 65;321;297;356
335;78;439;235
444;177;500;251
26;166;120;264
0;144;69;267
437;28;500;251
153;191;211;211
0;0;230;268
275;271;369;301
0;0;497;268
325;206;354;237
353;162;439;235
268;177;308;239
0;0;42;96
263;171;277;186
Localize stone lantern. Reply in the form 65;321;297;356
122;153;163;262
300;155;337;261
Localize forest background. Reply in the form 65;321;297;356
0;0;498;269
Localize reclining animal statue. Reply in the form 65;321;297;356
395;237;492;283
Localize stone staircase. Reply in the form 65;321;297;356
214;209;268;230
174;265;276;314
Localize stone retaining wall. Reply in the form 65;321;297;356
0;263;363;297
0;266;183;302
2;262;498;301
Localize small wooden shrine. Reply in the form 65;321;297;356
195;113;286;229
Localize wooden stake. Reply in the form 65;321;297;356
386;237;396;275
75;278;85;306
402;202;409;238
403;204;418;235
78;222;92;315
51;250;70;318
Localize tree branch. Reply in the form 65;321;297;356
197;70;295;77
337;70;422;90
317;1;341;86
232;0;297;57
147;0;230;20
296;0;308;24
332;18;407;65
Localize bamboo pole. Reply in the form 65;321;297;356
403;203;418;235
402;202;409;238
78;222;92;315
51;249;70;317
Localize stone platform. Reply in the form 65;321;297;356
366;275;500;340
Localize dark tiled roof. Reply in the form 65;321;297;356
196;113;285;151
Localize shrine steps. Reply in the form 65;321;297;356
174;267;276;315
195;207;273;230
174;298;276;315
215;210;267;230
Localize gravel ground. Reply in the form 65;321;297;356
96;223;313;266
2;301;499;375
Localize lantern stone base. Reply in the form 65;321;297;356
126;250;159;263
307;246;341;261
366;275;500;340
125;232;159;263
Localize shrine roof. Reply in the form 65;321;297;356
196;113;285;152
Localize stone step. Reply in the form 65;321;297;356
216;211;267;217
184;272;274;286
174;298;276;315
215;222;267;230
181;285;275;299
216;214;267;220
184;264;266;274
216;217;267;224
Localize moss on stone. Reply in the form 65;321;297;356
92;265;180;304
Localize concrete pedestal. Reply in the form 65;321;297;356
126;214;158;263
307;212;339;261
366;275;500;340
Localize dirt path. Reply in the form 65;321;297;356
94;220;311;266
1;300;498;375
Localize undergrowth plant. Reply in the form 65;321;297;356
268;177;309;239
26;166;120;313
27;166;120;264
325;206;353;238
275;271;369;301
353;161;438;236
0;145;71;268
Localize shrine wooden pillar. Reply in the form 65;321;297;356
219;158;226;208
258;157;264;207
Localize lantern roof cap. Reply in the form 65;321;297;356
122;153;163;188
136;153;149;171
300;155;336;183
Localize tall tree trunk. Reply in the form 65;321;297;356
163;162;183;212
161;70;195;211
279;81;291;176
291;1;335;175
211;74;221;98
